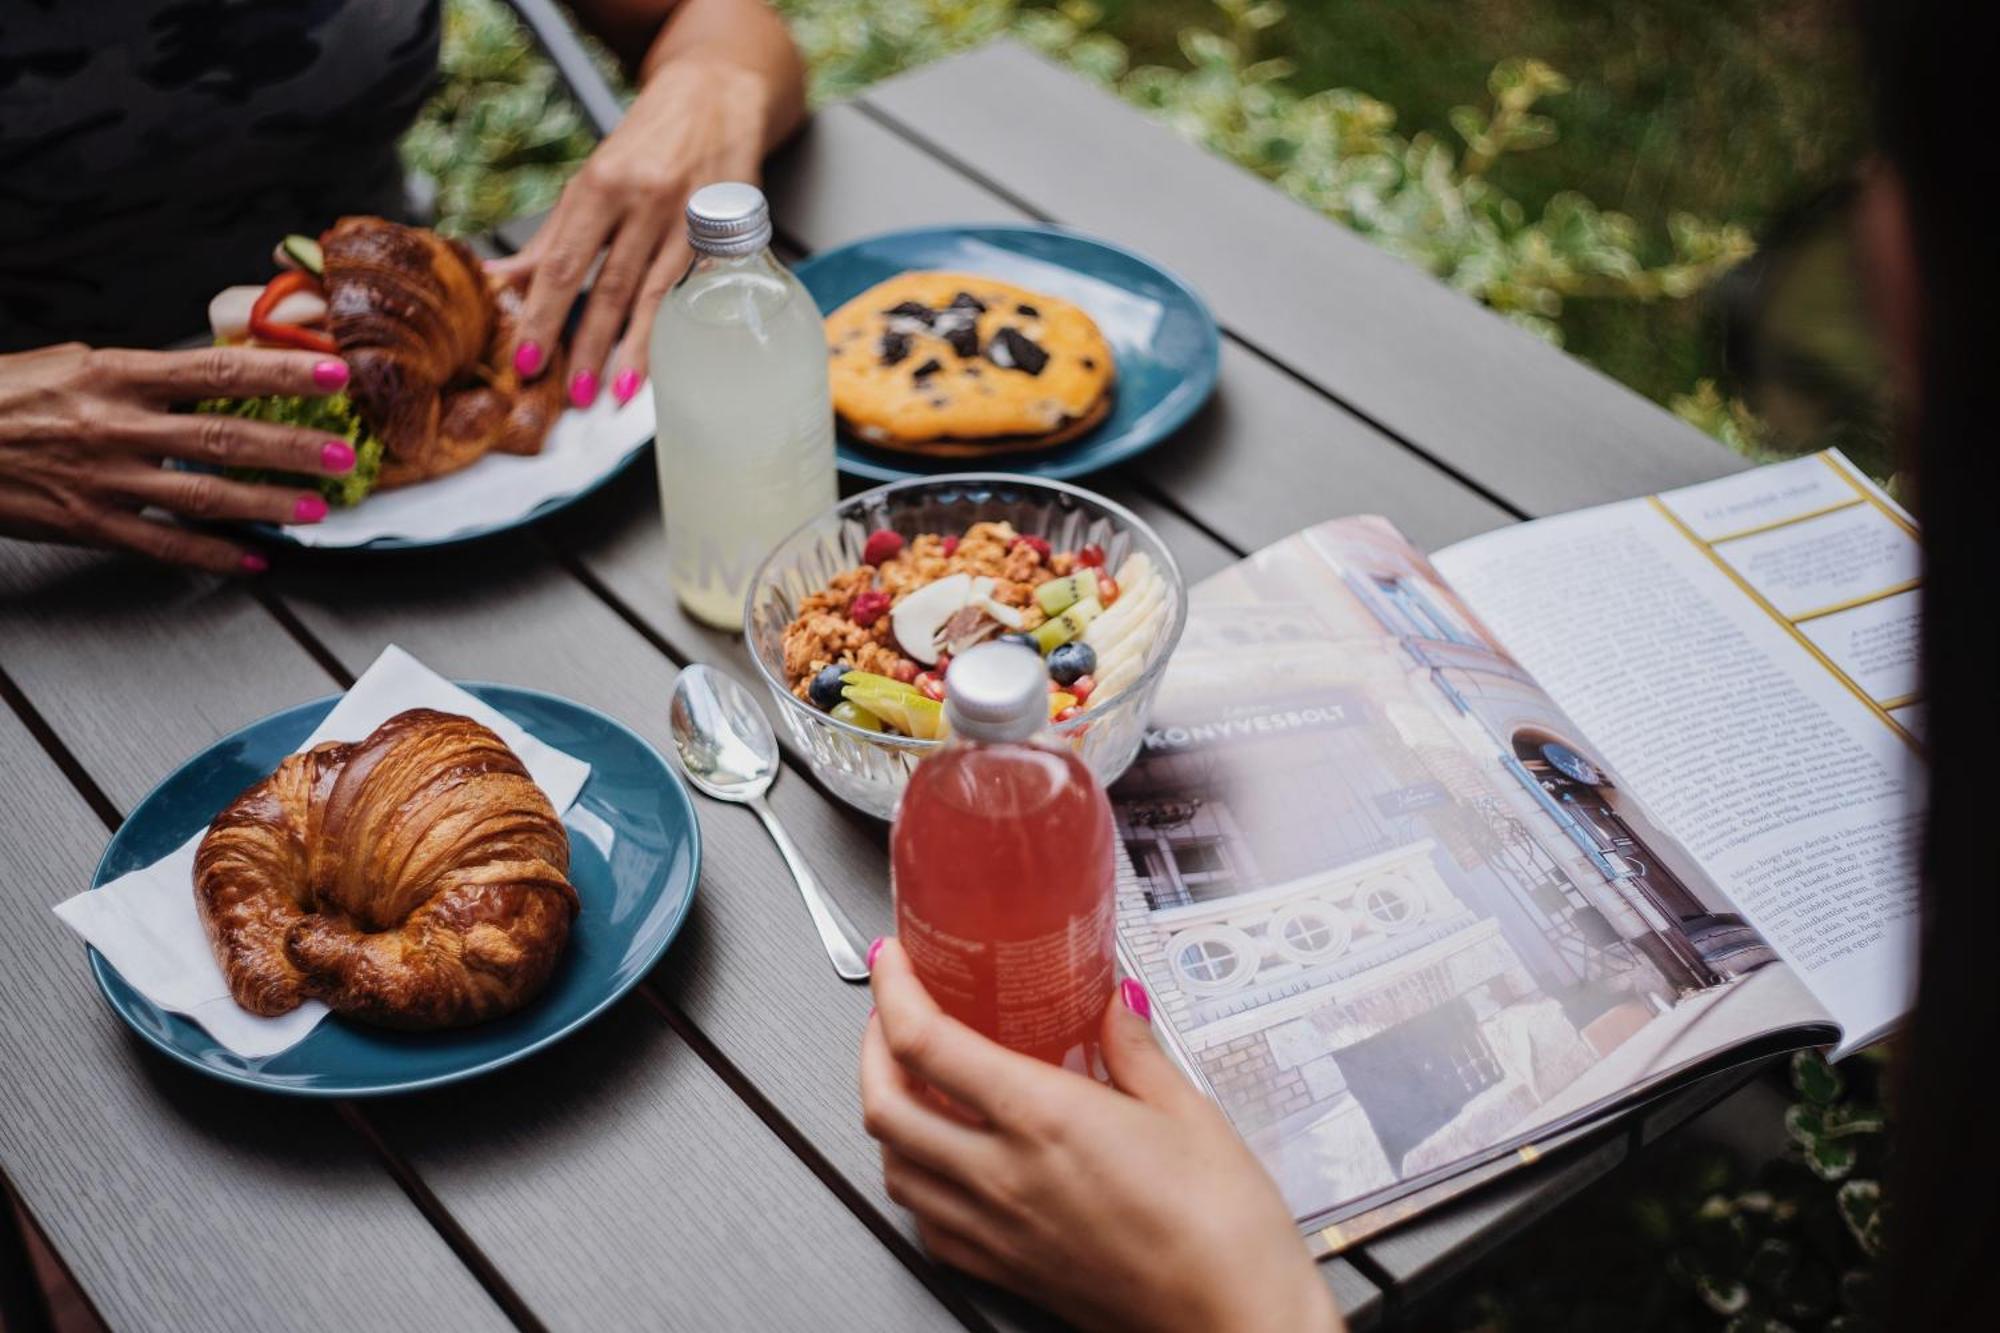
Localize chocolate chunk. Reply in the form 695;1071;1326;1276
1016;303;1040;317
943;320;980;358
949;292;987;313
986;327;1049;376
879;330;912;366
911;358;943;381
882;301;935;325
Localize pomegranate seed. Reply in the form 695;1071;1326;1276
850;590;891;627
915;673;946;701
934;653;952;677
889;659;919;684
1012;534;1052;560
1097;573;1119;605
940;535;960;557
1075;544;1106;568
861;529;904;565
1054;705;1081;723
1071;674;1095;703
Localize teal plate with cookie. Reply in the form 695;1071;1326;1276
85;685;699;1096
794;224;1220;482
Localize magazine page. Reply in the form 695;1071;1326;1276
1431;451;1921;1056
1107;518;1828;1229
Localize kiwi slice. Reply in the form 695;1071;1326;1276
1034;572;1095;616
1031;596;1103;653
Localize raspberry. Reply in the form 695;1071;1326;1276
1075;544;1106;568
940;535;960;558
862;530;904;565
850;589;891;627
1012;534;1052;561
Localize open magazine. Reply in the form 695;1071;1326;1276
1109;450;1922;1251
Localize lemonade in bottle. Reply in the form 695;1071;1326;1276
890;643;1118;1071
650;182;836;629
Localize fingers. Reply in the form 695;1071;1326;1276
563;217;666;407
859;1009;997;1179
93;346;350;403
96;461;327;528
511;187;618;381
606;225;690;407
1099;979;1200;1112
868;939;1055;1122
915;1220;1012;1288
881;1147;996;1253
74;503;265;575
111;408;361;477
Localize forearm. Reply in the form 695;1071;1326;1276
572;0;807;153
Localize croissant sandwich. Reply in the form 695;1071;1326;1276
200;217;567;504
194;708;579;1030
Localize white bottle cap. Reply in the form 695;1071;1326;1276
686;182;773;257
943;643;1048;743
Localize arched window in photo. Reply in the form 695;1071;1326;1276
1270;904;1353;965
1167;926;1258;994
1356;874;1426;933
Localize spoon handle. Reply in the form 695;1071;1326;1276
749;794;872;982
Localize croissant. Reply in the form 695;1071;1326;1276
321;216;568;488
193;709;579;1030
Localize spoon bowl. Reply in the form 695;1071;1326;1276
668;665;871;982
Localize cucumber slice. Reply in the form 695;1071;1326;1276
280;234;325;277
1031;596;1103;653
1033;572;1095;616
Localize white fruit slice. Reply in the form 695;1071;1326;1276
1083;566;1160;651
967;576;1025;629
890;573;972;666
209;284;327;341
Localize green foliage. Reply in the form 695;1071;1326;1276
404;0;1779;453
1442;1049;1892;1333
400;0;615;236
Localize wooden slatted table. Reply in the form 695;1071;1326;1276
0;39;1762;1331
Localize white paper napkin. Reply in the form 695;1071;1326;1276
283;385;654;547
53;645;591;1059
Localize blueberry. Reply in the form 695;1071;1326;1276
809;664;850;711
997;631;1039;652
1047;642;1096;686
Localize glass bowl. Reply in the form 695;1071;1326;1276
744;474;1188;819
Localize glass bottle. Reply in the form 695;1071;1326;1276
650;182;836;630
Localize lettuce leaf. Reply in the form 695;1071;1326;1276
197;392;385;508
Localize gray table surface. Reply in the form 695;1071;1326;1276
0;39;1760;1332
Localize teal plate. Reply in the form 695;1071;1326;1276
794;224;1220;482
86;685;699;1096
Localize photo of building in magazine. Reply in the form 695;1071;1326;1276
1108;452;1923;1236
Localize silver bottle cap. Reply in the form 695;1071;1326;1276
943;642;1049;743
686;182;772;257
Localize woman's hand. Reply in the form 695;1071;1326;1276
0;342;357;572
860;939;1345;1333
492;58;777;412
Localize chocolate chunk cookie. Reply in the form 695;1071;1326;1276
825;272;1116;456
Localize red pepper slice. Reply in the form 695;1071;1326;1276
249;270;338;355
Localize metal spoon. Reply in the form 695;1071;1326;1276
668;664;871;981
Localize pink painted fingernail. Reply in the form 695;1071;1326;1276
240;552;270;574
569;369;599;409
866;937;885;971
312;360;349;391
612;368;641;406
293;494;329;524
514;341;544;377
321;440;356;473
1120;978;1151;1021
